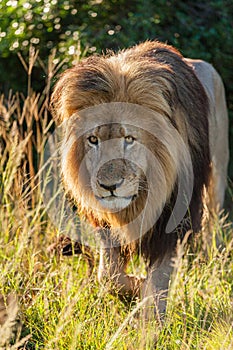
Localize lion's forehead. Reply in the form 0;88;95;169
87;123;142;139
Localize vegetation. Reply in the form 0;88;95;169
0;1;233;349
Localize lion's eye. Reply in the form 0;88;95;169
124;135;135;145
88;135;98;146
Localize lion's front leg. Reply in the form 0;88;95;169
98;246;142;296
142;254;173;317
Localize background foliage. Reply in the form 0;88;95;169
0;0;233;177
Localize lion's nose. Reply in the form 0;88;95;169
98;179;123;192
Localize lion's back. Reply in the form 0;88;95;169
186;58;229;208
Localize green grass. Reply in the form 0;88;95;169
0;73;233;349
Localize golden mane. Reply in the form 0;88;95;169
51;39;211;235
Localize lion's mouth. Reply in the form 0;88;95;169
95;194;137;211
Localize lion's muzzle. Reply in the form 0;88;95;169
91;159;140;211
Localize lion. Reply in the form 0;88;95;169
50;41;229;314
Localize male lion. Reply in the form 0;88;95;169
50;41;229;314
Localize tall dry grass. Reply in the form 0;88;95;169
0;48;58;348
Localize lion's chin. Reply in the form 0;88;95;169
95;195;134;212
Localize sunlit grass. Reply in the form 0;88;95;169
0;185;232;349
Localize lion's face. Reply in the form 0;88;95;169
60;102;182;234
84;123;147;211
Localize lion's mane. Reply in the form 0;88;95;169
50;41;211;265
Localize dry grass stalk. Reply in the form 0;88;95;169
0;48;65;209
0;294;22;349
